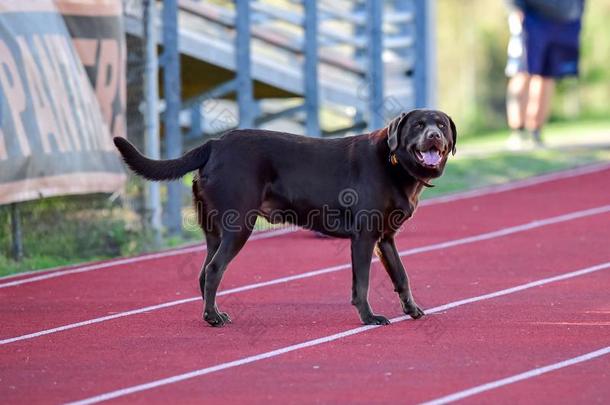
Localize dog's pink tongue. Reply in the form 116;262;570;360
422;150;442;165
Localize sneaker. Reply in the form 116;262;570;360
506;130;528;150
531;129;545;148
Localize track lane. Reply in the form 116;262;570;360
0;164;610;288
0;228;296;285
3;162;607;286
2;168;610;340
1;212;609;404
124;265;610;405
467;349;610;404
2;204;609;344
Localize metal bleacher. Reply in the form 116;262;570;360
122;0;434;235
124;0;434;140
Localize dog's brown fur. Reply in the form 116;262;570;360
114;109;456;326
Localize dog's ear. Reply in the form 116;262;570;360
448;115;458;155
386;111;414;152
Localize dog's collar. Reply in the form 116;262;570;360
389;153;435;188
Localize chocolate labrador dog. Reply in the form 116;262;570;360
114;109;456;327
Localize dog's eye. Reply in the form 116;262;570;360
416;122;425;129
438;123;445;129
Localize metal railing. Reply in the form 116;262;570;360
124;0;435;235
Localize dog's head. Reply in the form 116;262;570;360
386;109;457;179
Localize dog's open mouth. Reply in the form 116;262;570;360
415;147;443;167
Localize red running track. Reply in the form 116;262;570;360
2;165;610;337
1;164;609;404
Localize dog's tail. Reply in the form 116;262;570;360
113;137;212;181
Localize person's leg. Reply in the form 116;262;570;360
505;9;529;150
506;72;530;130
525;75;555;146
506;72;530;149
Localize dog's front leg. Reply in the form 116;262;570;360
375;237;425;319
350;235;390;325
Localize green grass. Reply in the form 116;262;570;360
0;256;108;278
1;120;608;277
460;119;610;150
419;118;610;198
424;148;610;199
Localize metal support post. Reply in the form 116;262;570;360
162;0;183;236
235;0;255;128
366;0;384;130
143;0;162;246
303;0;320;136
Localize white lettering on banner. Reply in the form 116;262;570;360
16;36;68;154
41;35;82;152
0;127;7;160
69;38;95;150
77;47;114;152
95;39;119;131
0;40;32;157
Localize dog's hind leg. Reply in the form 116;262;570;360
199;230;221;303
203;220;254;327
193;177;221;305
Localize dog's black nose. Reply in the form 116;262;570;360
427;131;441;140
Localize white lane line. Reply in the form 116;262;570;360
2;204;609;346
0;227;296;289
421;346;610;405
2;161;607;286
66;261;610;405
0;246;201;282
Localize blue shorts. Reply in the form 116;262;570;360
506;12;582;78
523;12;582;77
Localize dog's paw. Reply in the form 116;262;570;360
204;310;231;327
219;311;232;323
402;301;425;319
362;314;391;325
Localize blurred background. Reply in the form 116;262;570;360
1;0;609;275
